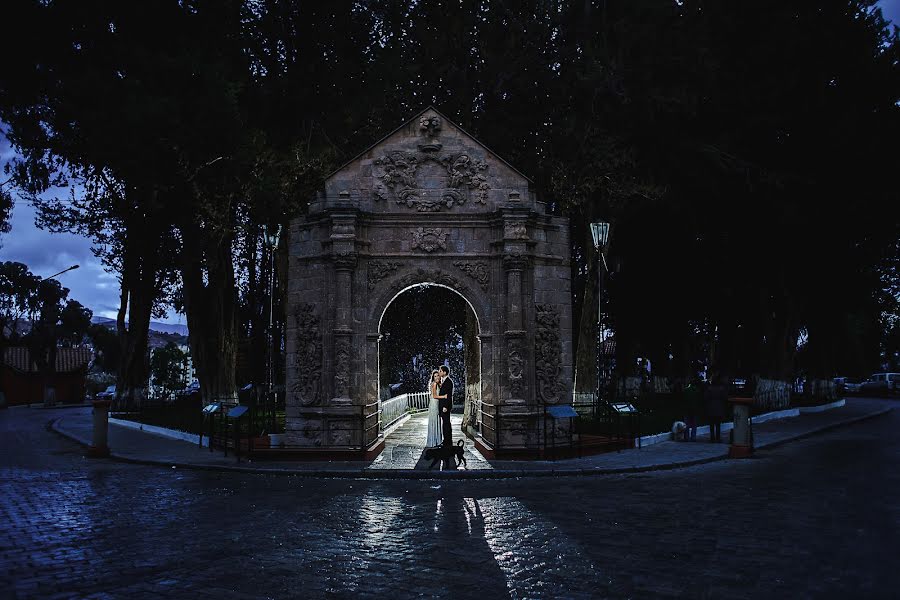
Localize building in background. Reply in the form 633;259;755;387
1;347;92;405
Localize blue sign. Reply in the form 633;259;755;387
547;405;578;419
227;405;249;418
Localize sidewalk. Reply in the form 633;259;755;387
50;398;893;479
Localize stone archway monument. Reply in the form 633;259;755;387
286;107;573;458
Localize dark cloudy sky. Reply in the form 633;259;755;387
1;1;897;324
0;136;186;326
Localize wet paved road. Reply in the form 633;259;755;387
2;402;899;599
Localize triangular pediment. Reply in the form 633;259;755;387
321;107;535;213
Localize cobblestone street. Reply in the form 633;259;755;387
2;401;898;599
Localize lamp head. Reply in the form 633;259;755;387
590;222;610;249
264;224;282;248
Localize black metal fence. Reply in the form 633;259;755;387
477;397;641;460
111;389;642;461
110;395;204;435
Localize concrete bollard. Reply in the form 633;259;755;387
87;399;111;458
728;397;754;458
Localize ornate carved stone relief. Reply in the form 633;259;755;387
419;116;443;152
507;338;525;398
534;304;564;404
292;304;322;406
331;222;355;236
330;421;352;446
334;337;352;398
332;250;358;270
301;420;322;446
503;251;530;271
453;260;489;291
420;115;442;138
411;227;449;253
504;222;528;240
368;261;401;289
390;268;471;296
373;150;489;211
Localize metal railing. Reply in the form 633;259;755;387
406;391;431;411
379;390;431;430
476;396;642;459
380;394;410;429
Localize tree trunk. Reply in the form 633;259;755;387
181;224;239;405
115;205;158;408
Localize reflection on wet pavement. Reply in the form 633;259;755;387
369;413;492;470
3;404;899;598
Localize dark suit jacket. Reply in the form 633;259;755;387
439;376;454;447
439;377;454;414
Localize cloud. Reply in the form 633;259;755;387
879;0;900;25
3;125;195;323
1;199;121;317
2;127;115;319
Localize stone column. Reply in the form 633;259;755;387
477;332;496;446
503;252;529;404
330;212;357;406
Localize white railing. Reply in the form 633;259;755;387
381;394;409;429
407;391;431;411
380;390;432;430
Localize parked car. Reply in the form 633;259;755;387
95;385;116;401
860;373;900;397
833;377;861;395
177;379;201;397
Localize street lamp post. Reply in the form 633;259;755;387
46;264;80;280
39;264;80;407
590;222;610;416
264;225;282;398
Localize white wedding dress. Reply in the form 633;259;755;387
426;383;442;447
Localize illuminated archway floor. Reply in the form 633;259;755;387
370;413;492;471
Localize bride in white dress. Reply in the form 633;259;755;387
426;370;442;448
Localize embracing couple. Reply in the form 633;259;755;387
426;365;453;449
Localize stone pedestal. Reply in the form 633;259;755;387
87;399;110;458
729;397;754;458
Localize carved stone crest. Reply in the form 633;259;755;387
534;304;564;404
453;261;489;291
420;116;442;137
292;304;321;406
334;337;352;398
368;261;401;289
373;150;489;211
411;227;449;253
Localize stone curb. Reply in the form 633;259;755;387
109;417;210;447
49;404;893;480
634;399;847;448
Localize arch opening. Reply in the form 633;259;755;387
377;283;482;443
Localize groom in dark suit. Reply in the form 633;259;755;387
438;365;454;449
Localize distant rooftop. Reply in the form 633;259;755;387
2;347;92;373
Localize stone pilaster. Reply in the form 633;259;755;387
502;217;530;405
330;213;357;406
